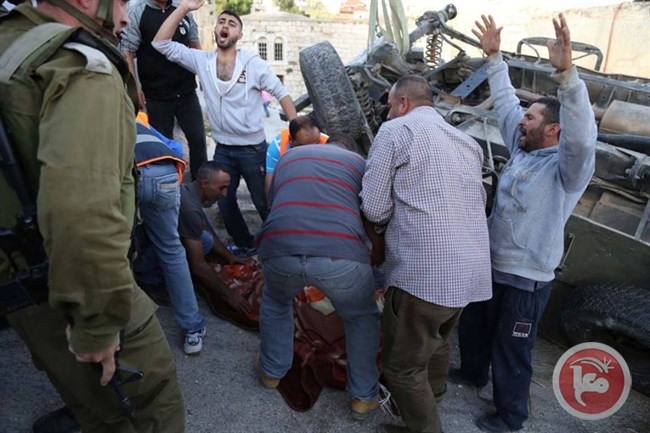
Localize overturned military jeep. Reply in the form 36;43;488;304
296;4;650;394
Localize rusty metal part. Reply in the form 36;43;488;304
515;89;544;102
516;37;604;71
592;103;607;120
601;100;650;137
412;5;457;44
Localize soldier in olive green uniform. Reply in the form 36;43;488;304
0;0;185;431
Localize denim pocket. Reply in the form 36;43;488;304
312;259;363;295
311;257;355;277
262;261;295;293
151;173;180;211
255;141;267;153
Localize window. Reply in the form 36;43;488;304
274;40;283;61
258;41;267;60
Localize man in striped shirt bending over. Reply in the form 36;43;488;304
255;136;382;419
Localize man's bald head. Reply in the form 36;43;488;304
393;75;433;103
387;75;433;120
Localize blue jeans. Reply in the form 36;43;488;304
458;282;552;429
259;255;380;401
213;142;268;248
135;163;204;334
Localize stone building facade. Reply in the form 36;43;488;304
239;12;368;100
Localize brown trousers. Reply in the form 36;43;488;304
382;287;462;433
9;304;185;433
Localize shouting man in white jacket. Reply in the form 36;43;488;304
153;1;297;255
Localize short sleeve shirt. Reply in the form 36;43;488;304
266;133;283;174
179;181;209;240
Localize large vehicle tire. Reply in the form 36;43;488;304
299;41;365;141
560;283;650;395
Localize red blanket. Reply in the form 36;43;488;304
195;261;383;412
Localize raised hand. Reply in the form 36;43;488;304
179;0;205;12
472;15;503;56
547;13;572;72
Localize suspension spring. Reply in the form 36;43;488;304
355;85;378;132
348;69;379;132
425;32;442;68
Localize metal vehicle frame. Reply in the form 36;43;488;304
295;4;650;394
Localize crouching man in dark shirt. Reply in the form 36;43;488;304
179;161;251;315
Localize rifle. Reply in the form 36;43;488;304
0;116;48;315
0;117;143;418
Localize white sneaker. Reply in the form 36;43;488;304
184;327;206;355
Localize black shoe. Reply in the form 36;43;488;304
376;424;445;433
376;424;411;433
476;413;521;432
447;367;482;388
32;406;79;433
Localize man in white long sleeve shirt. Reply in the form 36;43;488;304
151;0;297;254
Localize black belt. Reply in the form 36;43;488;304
216;140;265;148
139;159;177;167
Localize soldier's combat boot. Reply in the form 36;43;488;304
32;406;79;433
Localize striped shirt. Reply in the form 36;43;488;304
256;144;370;263
360;106;492;307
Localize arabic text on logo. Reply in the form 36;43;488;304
552;342;631;420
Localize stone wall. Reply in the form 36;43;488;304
238;15;368;99
531;2;649;76
193;7;216;50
